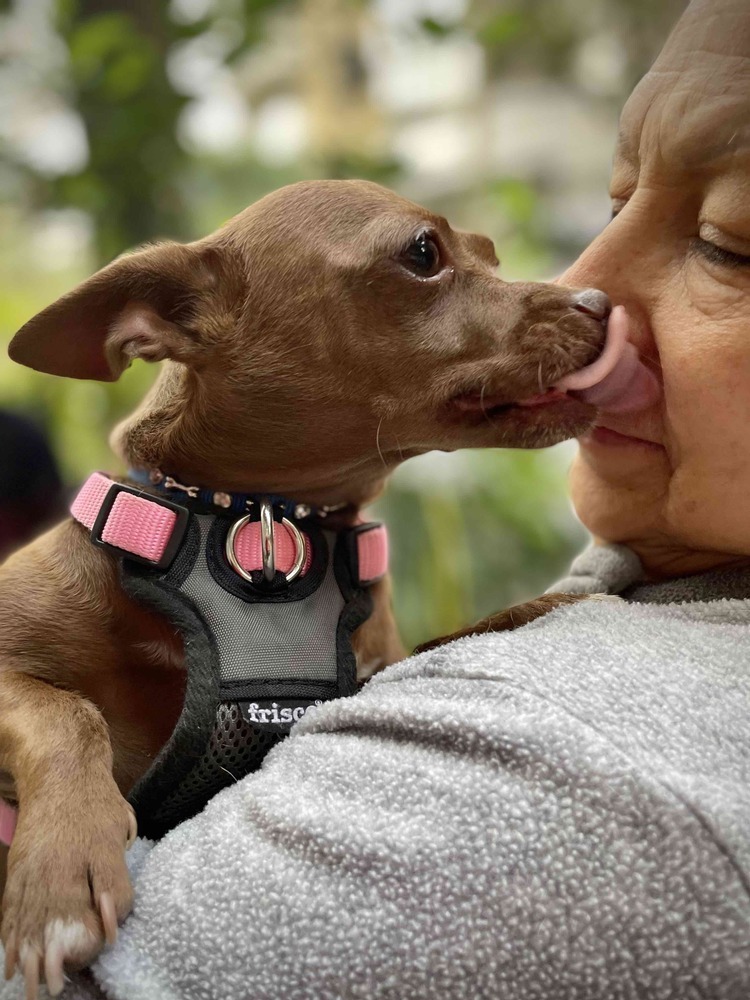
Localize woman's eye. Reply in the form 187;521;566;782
693;238;750;269
400;233;442;277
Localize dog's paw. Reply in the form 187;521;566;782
2;791;136;999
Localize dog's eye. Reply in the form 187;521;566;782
400;233;442;277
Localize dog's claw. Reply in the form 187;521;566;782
126;805;138;850
44;942;65;996
21;946;39;1000
4;930;17;981
99;891;118;946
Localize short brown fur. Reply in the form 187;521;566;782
0;180;605;995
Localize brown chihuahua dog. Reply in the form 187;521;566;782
0;180;609;996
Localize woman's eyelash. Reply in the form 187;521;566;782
607;208;750;268
609;197;630;221
692;238;750;268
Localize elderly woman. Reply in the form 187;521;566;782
8;1;750;997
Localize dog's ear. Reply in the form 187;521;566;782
9;241;225;381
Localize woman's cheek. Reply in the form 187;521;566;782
664;334;750;499
683;255;750;315
659;268;750;399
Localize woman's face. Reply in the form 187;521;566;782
561;0;750;576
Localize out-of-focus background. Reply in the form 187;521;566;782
0;0;684;648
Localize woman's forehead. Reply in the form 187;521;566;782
617;74;750;175
615;0;750;175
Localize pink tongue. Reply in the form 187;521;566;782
555;305;660;414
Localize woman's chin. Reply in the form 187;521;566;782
568;447;668;543
575;426;669;490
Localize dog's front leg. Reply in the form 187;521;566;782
352;576;406;682
0;669;136;997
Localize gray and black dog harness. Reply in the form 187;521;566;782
71;471;388;839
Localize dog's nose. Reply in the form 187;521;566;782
570;288;612;322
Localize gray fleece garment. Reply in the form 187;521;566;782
5;545;750;1000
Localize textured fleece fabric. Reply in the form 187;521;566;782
4;545;750;1000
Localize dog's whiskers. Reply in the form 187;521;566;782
479;380;493;425
375;417;388;470
218;764;240;783
552;342;570;375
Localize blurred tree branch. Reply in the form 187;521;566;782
27;0;291;262
51;1;190;261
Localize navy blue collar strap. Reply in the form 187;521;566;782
127;467;349;522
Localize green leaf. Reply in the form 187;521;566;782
419;17;454;38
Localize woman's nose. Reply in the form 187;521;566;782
569;288;612;322
559;208;645;308
562;226;659;365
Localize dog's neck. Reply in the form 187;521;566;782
111;365;399;516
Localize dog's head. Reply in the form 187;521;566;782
10;180;606;503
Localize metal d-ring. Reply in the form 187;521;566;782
225;502;306;586
281;517;306;582
259;500;275;583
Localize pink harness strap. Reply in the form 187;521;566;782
234;520;313;577
356;524;388;585
102;493;177;564
70;474;388;584
70;471;113;526
0;799;17;846
72;472;177;564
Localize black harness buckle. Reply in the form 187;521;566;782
90;482;190;571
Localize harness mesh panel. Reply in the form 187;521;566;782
181;516;344;682
147;702;283;831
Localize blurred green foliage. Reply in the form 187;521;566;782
32;0;297;259
0;0;681;647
